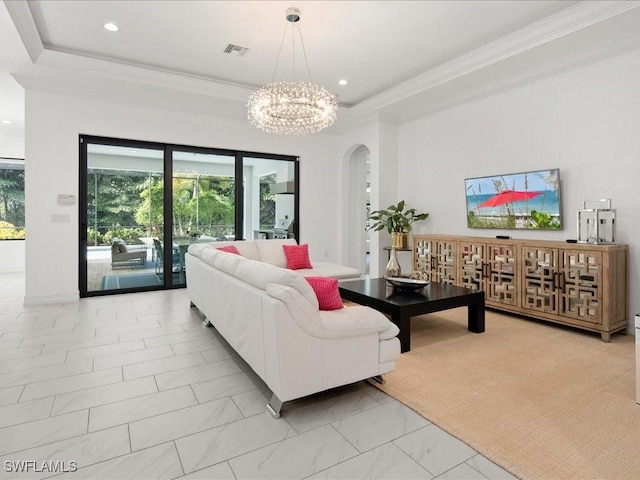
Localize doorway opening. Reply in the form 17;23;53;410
347;145;370;275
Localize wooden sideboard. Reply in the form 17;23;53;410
412;234;628;341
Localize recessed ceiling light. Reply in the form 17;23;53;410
338;79;348;86
1;120;12;125
104;23;119;32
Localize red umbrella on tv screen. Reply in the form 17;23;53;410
477;190;542;208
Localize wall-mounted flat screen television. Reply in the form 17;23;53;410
465;168;561;230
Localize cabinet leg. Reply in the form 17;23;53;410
601;332;611;342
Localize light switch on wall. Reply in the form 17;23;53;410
51;214;70;223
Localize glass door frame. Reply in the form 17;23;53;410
79;135;299;297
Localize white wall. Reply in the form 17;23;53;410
397;49;640;331
0;240;24;272
0;133;24;159
24;91;340;304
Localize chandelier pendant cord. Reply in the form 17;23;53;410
297;25;313;82
270;22;289;83
270;19;313;83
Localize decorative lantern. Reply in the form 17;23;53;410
577;199;616;244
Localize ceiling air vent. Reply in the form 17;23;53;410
223;44;249;57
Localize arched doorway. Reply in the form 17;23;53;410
347;145;370;275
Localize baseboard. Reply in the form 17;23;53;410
23;291;79;306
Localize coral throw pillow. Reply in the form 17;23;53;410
305;277;344;311
216;245;241;255
283;243;313;270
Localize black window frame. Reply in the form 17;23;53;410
79;135;299;297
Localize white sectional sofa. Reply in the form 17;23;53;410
185;239;401;417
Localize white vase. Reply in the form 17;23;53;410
386;247;401;277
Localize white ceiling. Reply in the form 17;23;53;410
2;0;640;138
25;0;577;106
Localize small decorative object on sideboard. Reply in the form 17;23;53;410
385;246;402;277
577;199;616;244
409;270;430;281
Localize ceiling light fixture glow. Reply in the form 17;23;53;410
247;7;337;135
1;120;12;125
338;79;348;86
104;22;119;32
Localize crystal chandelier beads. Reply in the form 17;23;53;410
247;7;338;135
247;81;337;135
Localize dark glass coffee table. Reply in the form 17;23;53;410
338;278;485;353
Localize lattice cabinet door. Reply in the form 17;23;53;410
521;247;559;314
486;243;518;305
433;240;456;285
413;237;433;275
559;250;603;324
459;241;485;292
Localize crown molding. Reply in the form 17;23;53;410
389;15;640;123
12;66;250;123
35;49;254;103
3;0;42;63
349;1;640;119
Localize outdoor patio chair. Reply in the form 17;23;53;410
111;238;146;268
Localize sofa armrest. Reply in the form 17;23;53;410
266;284;396;340
319;305;399;339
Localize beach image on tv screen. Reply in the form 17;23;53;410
465;169;561;230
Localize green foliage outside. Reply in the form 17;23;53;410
0;165;25;239
88;170;237;245
0;221;25;240
259;173;276;229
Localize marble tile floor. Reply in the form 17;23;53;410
0;272;515;480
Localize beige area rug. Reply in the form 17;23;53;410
373;308;639;480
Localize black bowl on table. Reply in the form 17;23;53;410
385;276;429;291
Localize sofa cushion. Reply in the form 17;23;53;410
305;277;343;310
283;243;313;270
216;245;241;255
211;249;319;310
189;241;260;261
115;241;127;253
255;238;296;267
187;242;210;257
295;262;361;280
228;241;260;260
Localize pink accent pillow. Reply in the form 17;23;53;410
283;243;313;270
305;277;344;311
216;245;241;255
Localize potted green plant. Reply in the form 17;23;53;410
367;200;429;248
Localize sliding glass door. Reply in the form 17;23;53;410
83;143;164;294
170;149;236;286
79;136;298;296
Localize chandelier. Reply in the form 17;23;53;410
247;7;338;135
